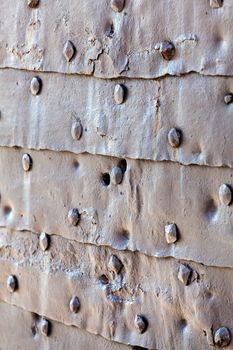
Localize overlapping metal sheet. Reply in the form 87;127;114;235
1;1;233;349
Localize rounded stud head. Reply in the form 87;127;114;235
7;275;17;293
134;315;148;334
68;208;80;226
107;255;123;274
111;166;124;185
168;128;182;148
39;232;49;251
224;94;233;104
159;41;175;60
219;184;232;206
40;318;50;337
30;77;41;96
114;84;125;105
210;0;223;8
69;296;80;314
111;0;125;12
71;120;83;141
214;327;231;347
27;0;40;8
63;40;75;62
178;264;192;286
165;223;178;244
22;153;32;172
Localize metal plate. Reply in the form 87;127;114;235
1;69;233;167
0;0;233;78
0;301;130;350
0;229;229;349
0;147;233;268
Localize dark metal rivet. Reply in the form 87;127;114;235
63;41;75;62
178;264;192;286
30;77;41;96
111;0;125;12
68;208;80;226
69;296;80;313
7;275;17;293
22;153;32;172
107;255;123;274
39;232;49;251
165;223;178;244
134;315;148;334
219;184;232;206
111;166;124;185
27;0;39;8
210;0;223;8
40;318;50;337
71;120;83;141
168;128;182;148
224;94;233;104
214;327;231;347
114;84;125;105
157;41;176;61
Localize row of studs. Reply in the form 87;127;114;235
27;0;224;65
5;254;147;336
29;76;233;155
5;254;231;347
27;0;223;10
21;151;233;246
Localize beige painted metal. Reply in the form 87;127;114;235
0;228;229;350
0;301;130;350
0;1;233;78
1;1;233;349
0;147;233;268
1;69;233;167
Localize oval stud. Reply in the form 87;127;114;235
114;84;125;105
107;255;123;274
7;275;17;293
22;153;32;172
30;77;41;96
219;184;232;206
27;0;40;8
69;296;80;314
178;264;192;286
214;327;231;347
165;223;178;244
224;94;233;104
134;315;148;334
168;128;182;148
159;41;175;61
39;232;49;251
63;40;75;62
68;208;80;226
111;0;125;12
111;166;124;185
71;120;83;141
40;318;50;337
210;0;223;8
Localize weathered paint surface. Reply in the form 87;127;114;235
0;1;233;349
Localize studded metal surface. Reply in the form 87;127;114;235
0;0;233;79
0;228;232;349
0;302;130;350
1;1;233;349
0;148;233;267
1;69;233;167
